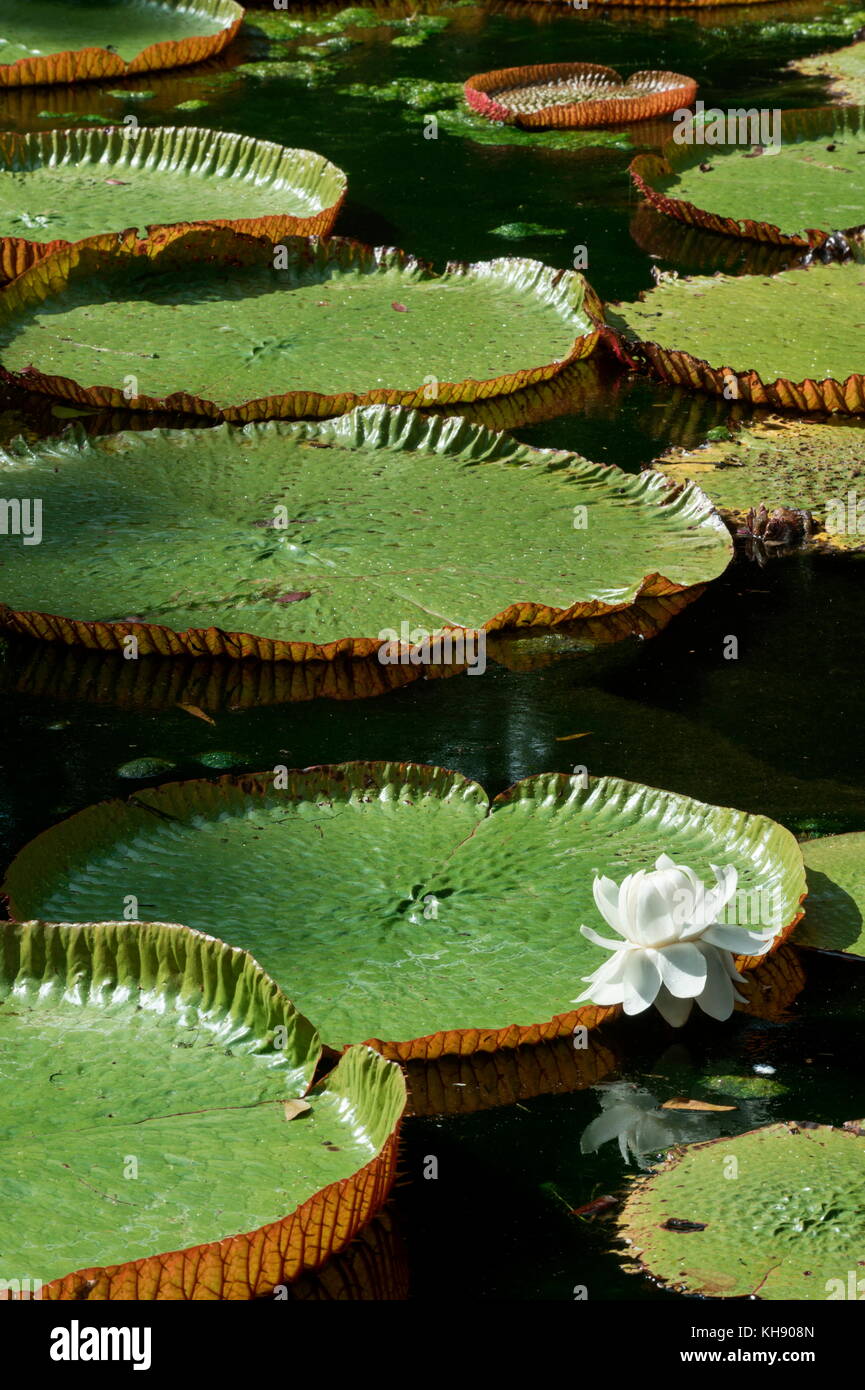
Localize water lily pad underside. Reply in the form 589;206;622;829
619;1123;865;1298
464;63;697;130
0;405;732;661
0;127;347;284
795;833;865;956
791;39;865;105
630;109;865;247
606;262;865;413
2;763;807;1059
0;919;405;1299
0;0;242;87
654;415;865;550
0;225;603;420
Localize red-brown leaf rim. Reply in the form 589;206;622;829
0;0;243;88
464;62;697;130
0;224;604;418
0;917;405;1301
629;109;865;249
0;127;347;285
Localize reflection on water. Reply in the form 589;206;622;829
580;1080;713;1167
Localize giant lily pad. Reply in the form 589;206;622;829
618;1123;865;1298
791;38;865;104
0;127;347;284
0;0;243;87
0;225;603;419
630;109;865;248
0;404;732;661
654;415;865;550
2;764;807;1059
795;833;865;956
0;918;405;1299
606;260;865;413
464;63;697;130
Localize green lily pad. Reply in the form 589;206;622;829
116;756;176;779
237;59;339;86
195;750;244;770
0;404;731;660
0;127;348;283
619;1123;865;1298
791;38;865;104
36;111;107;123
631;109;865;247
794;832;865;956
654;415;865;550
2;764;806;1058
0;919;405;1298
0;225;602;419
490;223;568;240
703;1072;789;1098
606;260;865;413
0;0;242;86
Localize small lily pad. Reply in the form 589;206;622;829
116;756;176;779
619;1123;865;1298
490;223;568;239
195;750;244;771
703;1073;789;1099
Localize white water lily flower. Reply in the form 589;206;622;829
573;853;777;1026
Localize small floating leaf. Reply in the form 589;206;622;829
116;757;176;779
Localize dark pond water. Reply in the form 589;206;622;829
2;0;865;1301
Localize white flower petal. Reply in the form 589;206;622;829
580;923;628;953
654;941;708;999
632;874;678;948
705;863;738;919
581;948;629;987
653;984;693;1027
573;953;628;1005
702;923;774;954
592;874;626;936
694;943;737;1021
622;949;662;1015
620;870;646;944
